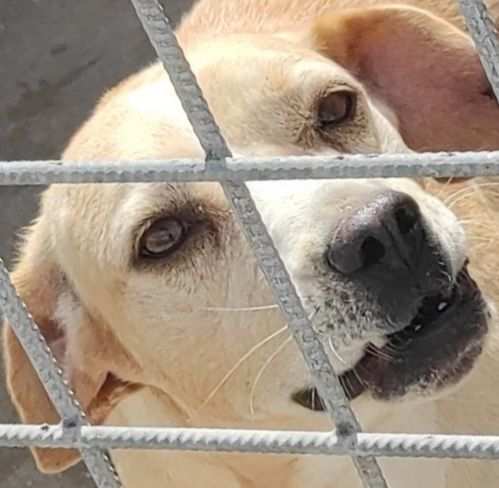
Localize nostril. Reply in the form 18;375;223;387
327;192;423;276
394;205;418;235
360;236;386;268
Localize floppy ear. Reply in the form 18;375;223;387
309;5;499;151
2;222;141;473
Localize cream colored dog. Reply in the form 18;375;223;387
4;1;499;487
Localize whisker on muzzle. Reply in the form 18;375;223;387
198;325;288;411
328;335;349;366
443;182;499;209
201;304;279;312
249;336;293;416
366;343;396;361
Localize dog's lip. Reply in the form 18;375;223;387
293;265;488;412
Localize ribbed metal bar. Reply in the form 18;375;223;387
0;261;121;488
2;424;499;461
458;0;499;100
129;0;230;161
2;150;499;185
129;1;387;486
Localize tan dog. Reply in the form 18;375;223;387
4;1;499;486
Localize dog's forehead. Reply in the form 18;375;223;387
187;35;376;153
190;33;360;92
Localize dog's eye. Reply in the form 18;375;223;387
139;218;188;259
318;90;356;128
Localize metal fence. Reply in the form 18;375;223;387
0;0;498;487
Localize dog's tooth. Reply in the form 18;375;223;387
437;302;448;312
413;324;423;332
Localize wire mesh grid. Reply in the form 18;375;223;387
0;0;498;487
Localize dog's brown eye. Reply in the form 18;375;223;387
318;90;356;127
139;218;188;259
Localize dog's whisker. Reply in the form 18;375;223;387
447;191;482;211
465;227;499;246
444;183;499;209
161;305;280;317
465;225;499;236
380;342;407;354
352;367;368;389
444;187;481;205
311;386;317;411
366;343;394;361
434;176;459;200
444;181;499;200
458;221;499;234
458;218;484;226
328;336;348;366
469;236;497;245
249;336;293;416
201;304;279;312
339;367;366;400
198;325;288;411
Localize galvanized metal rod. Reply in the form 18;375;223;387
2;150;499;185
458;0;499;100
0;261;121;488
2;424;499;461
129;0;387;486
129;0;229;160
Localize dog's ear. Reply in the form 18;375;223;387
2;221;141;473
308;5;499;151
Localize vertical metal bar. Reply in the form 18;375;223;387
128;1;388;486
0;260;121;488
458;0;499;100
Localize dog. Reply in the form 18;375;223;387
3;0;499;486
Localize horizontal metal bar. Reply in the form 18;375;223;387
1;424;499;460
1;151;499;185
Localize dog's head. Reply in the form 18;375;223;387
3;3;499;475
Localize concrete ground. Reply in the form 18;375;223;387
0;1;193;486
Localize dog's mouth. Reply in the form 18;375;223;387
293;266;489;412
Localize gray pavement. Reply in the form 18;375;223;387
0;1;193;486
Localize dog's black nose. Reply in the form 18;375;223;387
327;191;424;275
326;190;451;332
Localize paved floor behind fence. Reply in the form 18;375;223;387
0;1;193;486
